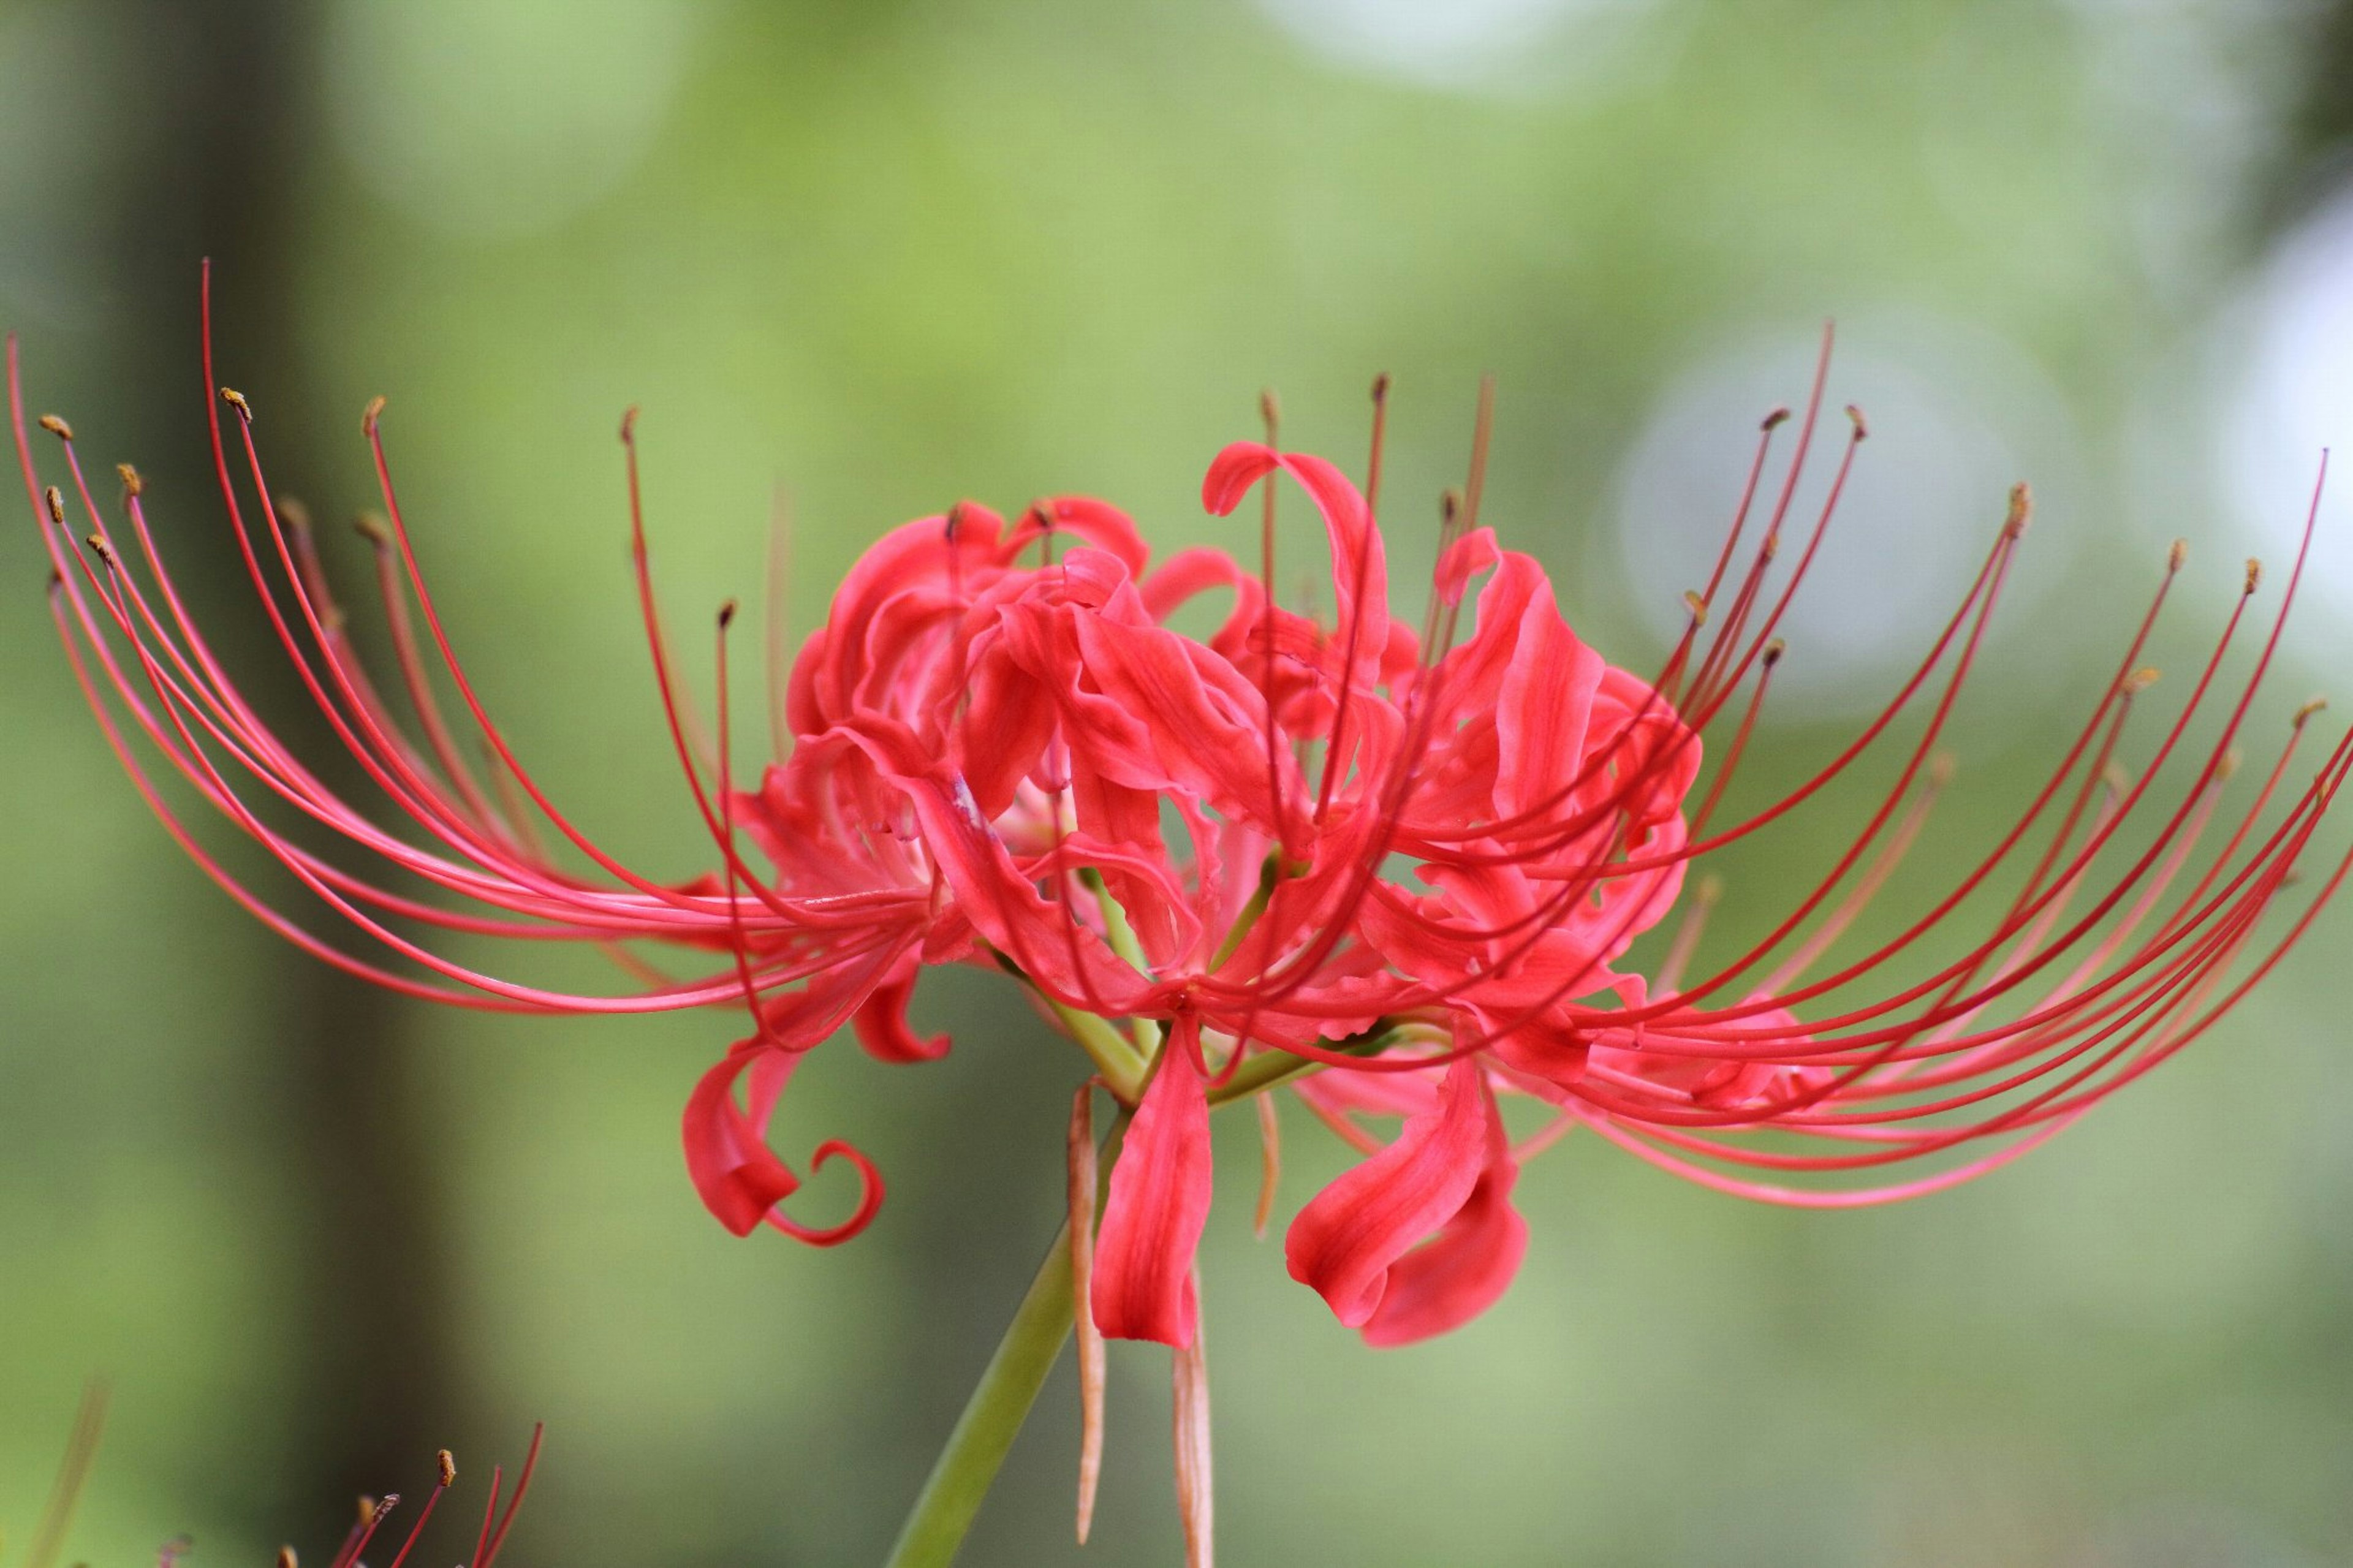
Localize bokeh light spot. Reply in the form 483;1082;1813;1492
326;0;695;240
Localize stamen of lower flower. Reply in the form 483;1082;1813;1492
471;1424;544;1568
379;1449;458;1568
328;1493;396;1568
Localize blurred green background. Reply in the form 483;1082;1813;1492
4;1;2352;1563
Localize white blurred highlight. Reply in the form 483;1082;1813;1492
2221;183;2353;622
1613;320;2083;713
1256;0;1661;92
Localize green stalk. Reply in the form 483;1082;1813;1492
880;1221;1081;1568
883;1113;1130;1568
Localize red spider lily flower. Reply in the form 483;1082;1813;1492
18;290;2349;1328
18;280;2350;1566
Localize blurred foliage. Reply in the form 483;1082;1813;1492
4;1;2351;1564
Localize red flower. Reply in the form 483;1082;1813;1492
18;289;2347;1374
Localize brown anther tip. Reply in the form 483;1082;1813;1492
219;387;251;422
1759;531;1781;563
1928;751;1959;787
2102;760;2132;793
1371;371;1392;401
2167;538;2188;572
2245;557;2263;594
276;495;312;533
717;597;738;629
2217;744;2245;782
1439;487;1461;525
37;413;72;441
355;1496;375;1527
42;485;64;524
1259;387;1281;434
1844;403;1868;439
2125;665;2162;695
2294;697;2328;728
360;394;386;436
1696;874;1724;906
353;510;392;546
86;532;117;566
1761;636;1787;667
1762;406;1791;431
2003;482;2033;539
619;406;639;443
436;1449;457;1487
116;462;142;498
1680;589;1708;627
1031;498;1059;529
278;1548;297;1568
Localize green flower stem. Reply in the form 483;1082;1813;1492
882;1113;1129;1568
1208;1024;1411;1105
879;1222;1079;1568
1046;997;1148;1100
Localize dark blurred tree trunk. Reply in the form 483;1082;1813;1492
2272;1;2353;226
114;0;462;1524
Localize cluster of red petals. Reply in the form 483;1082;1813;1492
18;286;2349;1354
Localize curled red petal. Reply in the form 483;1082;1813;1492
1091;1018;1214;1346
1285;1056;1526;1344
851;949;951;1063
767;1138;885;1246
683;1042;801;1237
681;1040;885;1244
